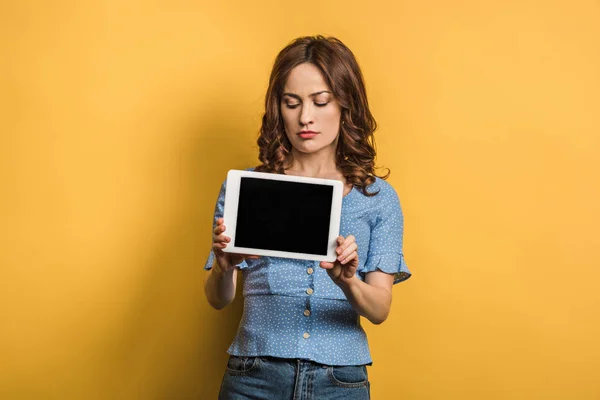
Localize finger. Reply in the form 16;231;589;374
335;236;345;254
340;235;356;248
213;242;227;251
213;234;231;244
320;261;335;269
338;242;358;261
213;224;226;235
336;235;355;254
240;254;261;259
340;251;357;265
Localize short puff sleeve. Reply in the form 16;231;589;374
359;186;411;284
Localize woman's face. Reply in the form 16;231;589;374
280;63;342;157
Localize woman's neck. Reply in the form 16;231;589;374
284;149;340;178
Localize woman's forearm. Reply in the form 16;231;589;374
204;260;237;310
339;276;392;325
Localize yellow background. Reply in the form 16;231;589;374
1;0;599;399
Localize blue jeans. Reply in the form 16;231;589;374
218;355;370;399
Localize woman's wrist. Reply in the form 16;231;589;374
337;274;360;293
212;259;231;275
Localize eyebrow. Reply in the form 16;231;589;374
282;91;331;100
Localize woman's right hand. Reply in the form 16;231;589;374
212;217;259;272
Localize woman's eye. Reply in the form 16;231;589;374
284;101;328;109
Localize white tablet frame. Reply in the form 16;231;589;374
222;169;344;262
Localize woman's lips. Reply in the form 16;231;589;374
299;132;318;139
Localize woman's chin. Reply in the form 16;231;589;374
295;148;324;156
291;141;334;155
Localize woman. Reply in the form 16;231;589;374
204;35;411;400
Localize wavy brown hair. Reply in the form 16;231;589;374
254;35;390;196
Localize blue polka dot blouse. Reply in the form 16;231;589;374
204;167;411;366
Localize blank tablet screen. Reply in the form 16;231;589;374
234;177;333;256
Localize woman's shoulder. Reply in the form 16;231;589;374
362;176;399;200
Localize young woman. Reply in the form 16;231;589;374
203;35;411;400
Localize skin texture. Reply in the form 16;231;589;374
205;62;394;324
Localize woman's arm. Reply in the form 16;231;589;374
338;271;394;325
203;217;258;310
204;259;238;310
320;235;395;324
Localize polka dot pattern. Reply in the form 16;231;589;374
203;167;411;365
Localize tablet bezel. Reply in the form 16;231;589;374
222;169;344;262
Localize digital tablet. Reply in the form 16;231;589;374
221;169;344;262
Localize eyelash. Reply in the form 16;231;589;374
285;102;328;109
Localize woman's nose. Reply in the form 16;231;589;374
299;105;314;126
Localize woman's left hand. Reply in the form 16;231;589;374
319;235;359;287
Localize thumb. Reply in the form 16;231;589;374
320;261;335;269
